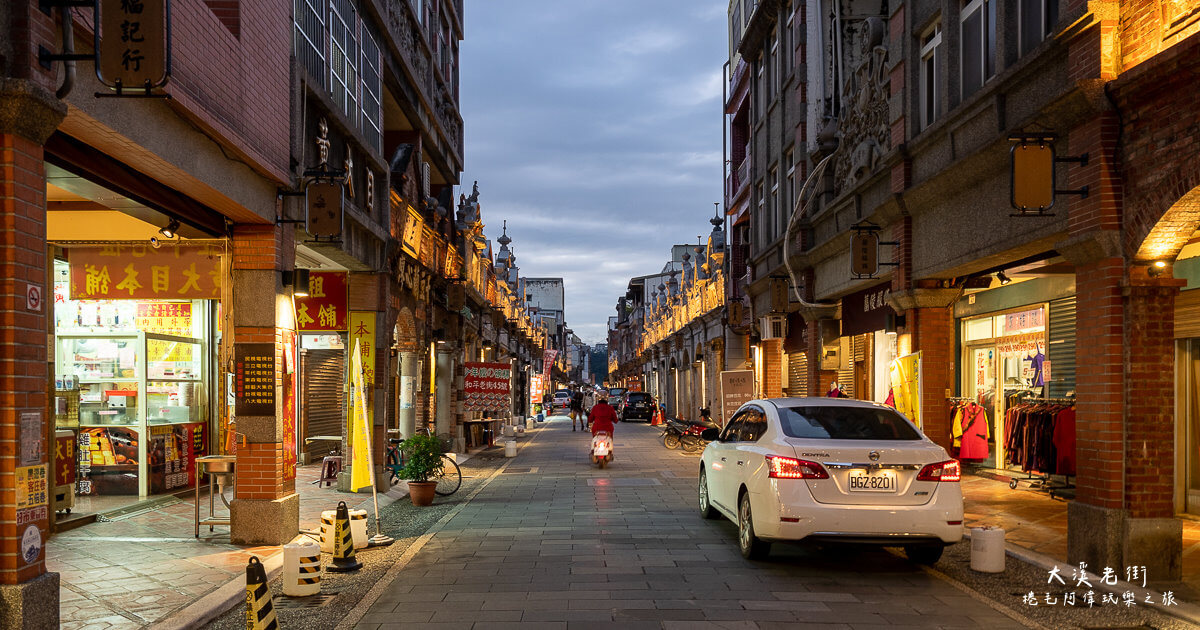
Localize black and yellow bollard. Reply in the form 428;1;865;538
245;556;279;630
325;501;362;572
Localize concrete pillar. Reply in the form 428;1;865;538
435;347;453;437
398;351;418;437
229;224;299;545
0;78;65;630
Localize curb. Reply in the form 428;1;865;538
963;529;1200;626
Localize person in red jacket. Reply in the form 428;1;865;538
588;394;619;437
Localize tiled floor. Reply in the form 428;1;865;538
48;463;367;629
961;471;1200;593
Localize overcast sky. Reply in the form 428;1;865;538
460;1;727;346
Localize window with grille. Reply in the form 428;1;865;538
360;25;382;152
330;0;358;123
294;0;326;88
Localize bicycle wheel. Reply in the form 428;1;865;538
434;454;462;496
384;447;403;486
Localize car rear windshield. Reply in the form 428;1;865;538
776;406;922;440
627;393;651;402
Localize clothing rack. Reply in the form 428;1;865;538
1004;396;1076;497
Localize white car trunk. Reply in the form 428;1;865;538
783;438;948;506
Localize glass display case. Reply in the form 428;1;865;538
57;332;206;496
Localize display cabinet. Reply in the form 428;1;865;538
56;332;207;496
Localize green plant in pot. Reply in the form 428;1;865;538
400;432;444;506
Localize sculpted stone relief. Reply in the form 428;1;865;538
832;16;890;196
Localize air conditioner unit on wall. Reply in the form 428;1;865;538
759;314;788;340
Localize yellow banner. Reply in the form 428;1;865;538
349;339;374;492
349;312;376;386
890;351;923;429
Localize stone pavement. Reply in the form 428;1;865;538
348;416;1041;629
48;462;373;629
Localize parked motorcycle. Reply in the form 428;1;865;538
661;419;685;449
680;415;720;453
591;431;614;468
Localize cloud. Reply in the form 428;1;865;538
461;0;726;346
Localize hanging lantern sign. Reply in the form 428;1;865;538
97;0;170;90
306;180;344;238
850;230;879;278
769;276;790;313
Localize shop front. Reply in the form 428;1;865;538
51;242;222;505
951;272;1076;489
838;281;898;404
294;270;349;465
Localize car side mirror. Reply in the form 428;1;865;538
701;428;719;441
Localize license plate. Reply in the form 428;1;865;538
848;470;896;492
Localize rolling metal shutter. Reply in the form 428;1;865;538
301;348;345;464
786;352;808;396
1048;296;1076;398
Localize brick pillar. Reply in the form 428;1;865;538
911;306;954;451
762;339;783;398
0;80;64;630
229;224;298;545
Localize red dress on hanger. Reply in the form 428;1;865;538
958;403;990;460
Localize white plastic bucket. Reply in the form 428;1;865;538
970;526;1006;572
283;539;321;597
503;425;515;438
526;418;535;429
504;440;517;458
348;509;369;549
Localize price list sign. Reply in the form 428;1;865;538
234;343;275;416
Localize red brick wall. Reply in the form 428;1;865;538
1073;258;1125;509
1119;2;1200;71
0;133;50;584
763;339;783;398
1124;273;1183;518
913;306;953;451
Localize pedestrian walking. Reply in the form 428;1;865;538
570;390;585;431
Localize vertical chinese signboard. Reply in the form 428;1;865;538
294;271;348;331
349;312;376;386
463;363;512;412
282;330;297;481
234;343;275;416
98;0;169;90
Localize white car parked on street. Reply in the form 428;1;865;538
698;398;964;563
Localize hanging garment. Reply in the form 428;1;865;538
951;404;965;448
884;388;896;408
1052;406;1076;476
1028;351;1046;387
958;403;990;460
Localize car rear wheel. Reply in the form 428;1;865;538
738;492;770;559
903;545;944;565
698;469;718;520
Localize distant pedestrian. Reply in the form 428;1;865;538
570;391;585;431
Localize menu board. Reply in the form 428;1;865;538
150;422;206;492
234;343;275;416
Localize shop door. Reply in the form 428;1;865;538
300;348;345;464
1183;339;1200;515
965;345;999;468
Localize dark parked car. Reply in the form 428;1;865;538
620;392;656;422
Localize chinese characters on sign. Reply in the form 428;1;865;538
20;412;44;466
294;271;348;331
69;244;221;300
16;465;48;510
1025;564;1178;608
135;302;193;335
98;0;169;89
349;312;376;387
234;344;275;416
719;370;754;426
463;363;512;412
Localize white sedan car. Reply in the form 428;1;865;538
698;398;963;563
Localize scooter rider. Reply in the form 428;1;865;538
589;393;618;438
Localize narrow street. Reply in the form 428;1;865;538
344;417;1035;629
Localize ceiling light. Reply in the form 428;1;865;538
996;271;1012;286
159;218;180;239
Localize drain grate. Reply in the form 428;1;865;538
273;592;339;609
503;467;538;474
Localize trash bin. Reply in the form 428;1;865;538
970;526;1005;572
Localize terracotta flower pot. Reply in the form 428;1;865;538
408;481;437;506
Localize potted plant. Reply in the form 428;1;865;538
400;432;444;506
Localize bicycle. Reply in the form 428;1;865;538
383;428;462;496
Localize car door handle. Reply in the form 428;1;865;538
736;461;744;466
720;457;727;462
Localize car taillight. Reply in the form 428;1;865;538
917;460;961;482
766;455;829;479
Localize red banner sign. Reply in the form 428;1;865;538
54;434;75;487
69;244;222;300
294;271;348;331
463;362;511;412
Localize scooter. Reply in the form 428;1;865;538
661;420;685;450
591;431;614;469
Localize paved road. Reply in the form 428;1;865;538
352;416;1033;629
